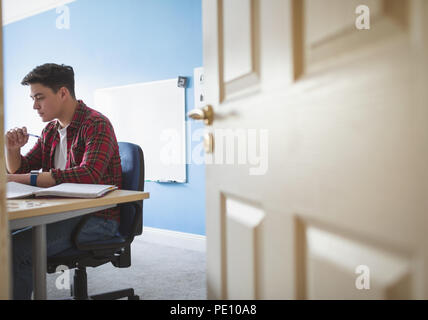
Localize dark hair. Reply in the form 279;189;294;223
21;63;76;99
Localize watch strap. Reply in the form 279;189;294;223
30;171;39;187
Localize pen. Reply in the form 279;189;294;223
27;133;40;139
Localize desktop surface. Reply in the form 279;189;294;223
8;190;149;221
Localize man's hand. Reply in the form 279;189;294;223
5;127;29;151
5;127;29;174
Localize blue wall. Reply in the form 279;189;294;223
3;0;206;235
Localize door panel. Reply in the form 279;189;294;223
223;0;253;83
220;0;260;101
301;220;413;299
305;0;409;71
305;0;383;46
203;0;428;299
223;195;265;299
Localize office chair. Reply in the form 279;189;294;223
47;142;145;300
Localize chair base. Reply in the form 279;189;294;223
71;266;139;300
90;288;139;300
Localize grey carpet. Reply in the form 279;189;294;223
46;236;207;300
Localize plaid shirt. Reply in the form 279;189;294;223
16;100;122;222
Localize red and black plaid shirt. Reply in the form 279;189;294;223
16;100;122;222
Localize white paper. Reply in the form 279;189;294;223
35;183;118;198
7;182;43;199
6;182;117;199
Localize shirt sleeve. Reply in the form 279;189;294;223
50;120;115;184
14;138;43;174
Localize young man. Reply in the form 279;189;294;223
6;63;122;300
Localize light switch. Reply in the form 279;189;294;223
194;67;205;109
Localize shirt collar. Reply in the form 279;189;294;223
55;100;86;131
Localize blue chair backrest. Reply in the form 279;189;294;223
118;142;144;236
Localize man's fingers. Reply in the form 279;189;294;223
5;131;17;147
11;130;18;142
6;127;28;147
18;128;26;142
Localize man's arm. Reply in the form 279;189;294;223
5;127;29;173
5;149;22;174
7;172;56;188
5;125;54;186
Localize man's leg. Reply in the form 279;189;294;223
12;215;119;300
11;227;34;300
11;216;83;300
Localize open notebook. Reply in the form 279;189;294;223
7;182;118;199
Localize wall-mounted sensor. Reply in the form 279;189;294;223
177;76;188;88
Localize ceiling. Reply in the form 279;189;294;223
2;0;75;25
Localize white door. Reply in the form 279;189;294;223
198;0;428;299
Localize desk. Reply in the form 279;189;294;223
8;190;150;300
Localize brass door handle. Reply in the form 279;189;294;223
187;105;214;125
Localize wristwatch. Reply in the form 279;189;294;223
30;170;39;187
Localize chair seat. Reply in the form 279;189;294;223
47;235;128;273
48;249;91;270
75;234;128;247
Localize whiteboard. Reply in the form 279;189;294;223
94;79;186;182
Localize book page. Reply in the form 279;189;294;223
6;182;44;199
35;183;117;198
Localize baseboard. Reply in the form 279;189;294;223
138;227;206;252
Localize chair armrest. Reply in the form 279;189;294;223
71;201;142;251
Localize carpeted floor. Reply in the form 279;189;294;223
46;236;207;300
